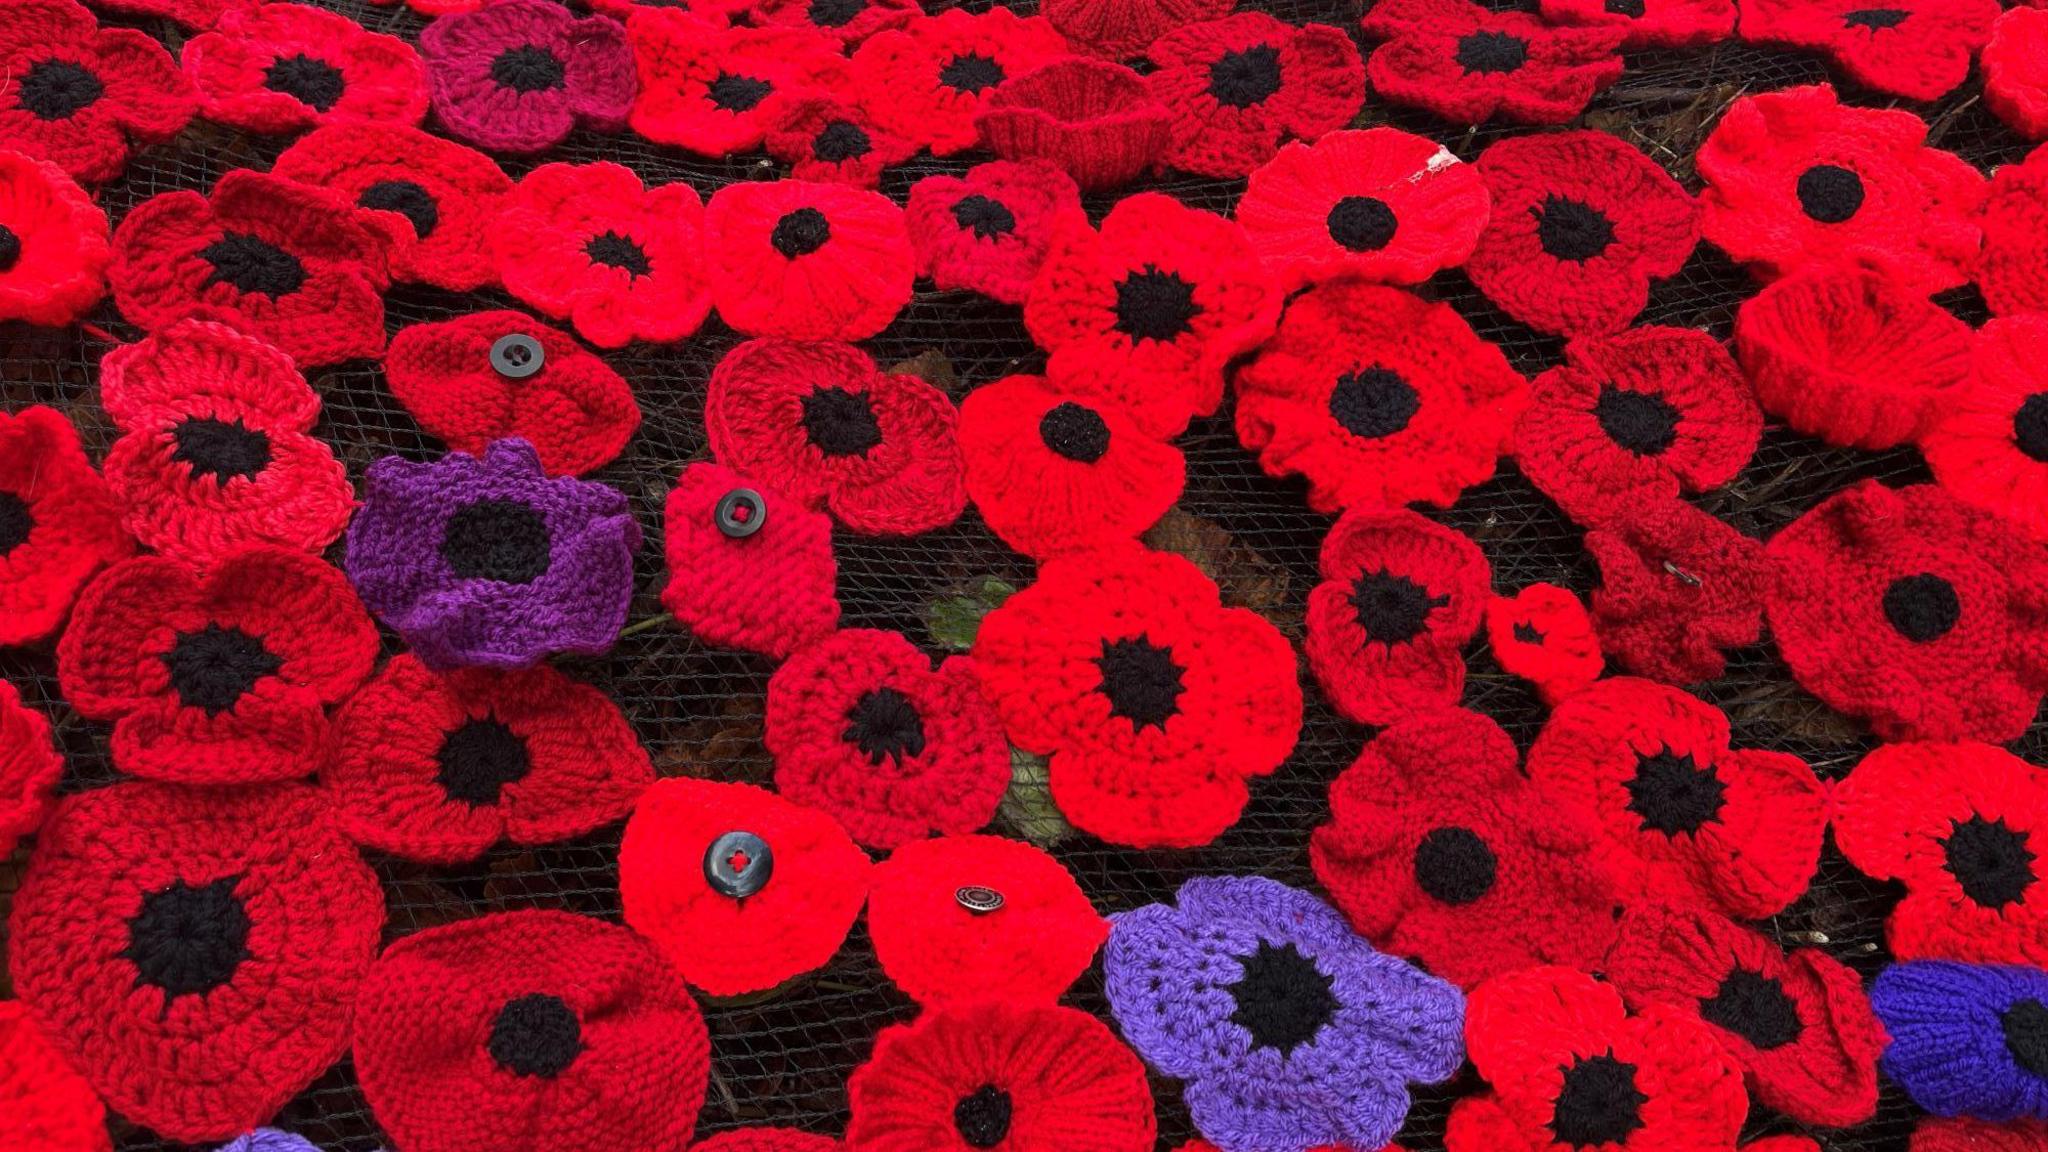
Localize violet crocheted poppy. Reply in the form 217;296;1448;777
849;7;1073;157
628;11;848;158
1142;13;1365;180
975;58;1171;193
1537;0;1735;48
0;148;110;328
1741;0;1999;102
1987;8;2048;141
1104;875;1465;1152
0;0;195;186
1975;141;2048;317
182;1;427;135
345;439;642;671
1361;0;1627;127
419;0;634;155
0;405;131;648
703;178;914;342
906;160;1084;305
1924;314;2048;542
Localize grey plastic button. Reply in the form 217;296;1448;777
955;885;1004;914
715;488;767;538
490;333;544;380
704;831;773;899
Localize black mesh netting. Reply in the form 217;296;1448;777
3;2;2044;1149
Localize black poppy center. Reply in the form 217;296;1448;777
1595;386;1680;456
585;230;652;277
1844;7;1909;28
808;0;865;25
1112;265;1201;343
0;225;17;272
492;44;566;93
1944;815;2037;910
358;180;440;239
1551;1054;1648;1148
1882;573;1960;643
1625;749;1727;835
813;121;872;163
800;386;882;457
1456;30;1528;74
1327;196;1398;252
201;232;305;298
1699;968;1804;1050
436;718;532;807
1040;401;1110;463
1513;620;1544;644
844;686;927;767
1351;569;1448;645
1228;940;1337;1055
1329;366;1420;441
121;876;251;999
2004;999;2048;1079
0;492;29;557
19;60;104;121
708;71;774;113
940;52;1005;95
1535;195;1616;262
172;416;272;485
1208;45;1283;108
952;194;1017;240
1414;826;1497;905
1796;164;1865;224
2014;394;2048;463
954;1085;1013;1149
489;993;583;1078
264;53;344;112
771;207;832;258
443;499;552;584
163;623;282;716
1096;635;1185;731
1606;0;1645;15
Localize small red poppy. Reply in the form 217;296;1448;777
749;0;918;46
1141;12;1364;179
1537;0;1735;48
1311;707;1620;990
629;11;847;157
1740;0;1998;101
620;776;872;996
763;92;919;189
1361;0;1626;127
1025;191;1278;439
850;7;1072;157
1583;499;1767;685
0;149;109;328
1924;315;2048;542
182;2;427;134
975;58;1171;193
905;160;1084;305
1304;507;1489;726
704;179;914;342
1697;83;1984;296
1515;326;1760;527
0;679;60;860
57;546;378;784
846;999;1156;1152
1987;8;2048;141
0;405;131;648
1605;902;1886;1128
696;1132;845;1152
353;910;708;1152
706;338;965;536
1044;0;1230;58
1484;583;1602;706
1525;675;1829;919
1233;280;1528;513
958;373;1183;559
1765;481;2048;744
0;0;194;186
1466;130;1699;338
110;168;387;368
661;462;839;660
0;1000;108;1152
6;781;383;1144
1912;1117;2048;1152
1976;141;2048;316
972;542;1302;850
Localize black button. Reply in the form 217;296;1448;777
705;831;773;898
715;488;767;538
955;885;1004;914
490;333;544;380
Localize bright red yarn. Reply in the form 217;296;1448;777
1976;140;2048;316
849;8;1072;157
1484;583;1602;705
628;12;847;157
1912;1117;2048;1152
1582;500;1767;685
0;0;195;185
695;1132;846;1152
1923;314;2048;542
1362;0;1626;126
1142;13;1364;179
1740;0;1999;101
704;179;915;342
975;58;1171;192
0;1000;109;1152
182;2;427;134
1538;0;1734;48
0;678;61;867
0;405;132;647
0;149;111;328
905;160;1084;305
662;462;840;659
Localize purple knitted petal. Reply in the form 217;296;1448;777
215;1132;322;1152
1874;961;2048;1121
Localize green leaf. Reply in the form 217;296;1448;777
996;747;1072;847
926;577;1016;651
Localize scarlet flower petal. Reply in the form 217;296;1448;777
748;0;918;46
1740;0;1999;101
0;0;196;185
1141;12;1362;178
182;2;427;134
1977;141;2048;316
0;679;61;860
661;462;839;659
1361;0;1626;127
0;405;132;647
1537;0;1735;48
629;12;848;157
1924;315;2048;542
849;8;1073;157
696;1132;845;1152
905;160;1084;305
704;180;913;342
762;92;920;190
0;149;109;327
1987;8;2048;141
0;1000;108;1152
1912;1117;2048;1152
1484;583;1602;705
1583;499;1766;684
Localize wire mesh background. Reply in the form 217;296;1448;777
2;0;2043;1148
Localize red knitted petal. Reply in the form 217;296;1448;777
762;92;920;190
628;12;847;157
0;1000;108;1152
1484;584;1602;705
748;0;918;46
906;160;1084;305
695;1131;846;1152
1740;0;1998;101
0;405;132;647
661;462;839;659
1924;315;2048;542
1977;142;2048;316
1584;500;1766;685
181;1;427;134
0;150;109;327
1987;9;2048;141
849;8;1073;156
975;59;1170;192
1044;0;1230;58
1142;13;1364;178
1912;1117;2048;1152
0;679;60;859
1361;0;1626;127
704;179;915;342
1537;0;1735;48
0;0;196;185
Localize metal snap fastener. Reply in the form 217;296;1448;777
705;831;773;898
490;333;544;380
715;488;767;539
955;885;1004;914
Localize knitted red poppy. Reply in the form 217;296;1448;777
1741;0;1998;101
57;546;378;783
1977;143;2048;316
492;162;709;349
110;169;387;368
766;628;1009;851
958;374;1183;559
1515;326;1760;528
0;999;108;1152
1583;500;1767;685
183;2;425;134
661;462;839;659
1605;902;1886;1128
0;405;130;648
1536;0;1735;48
7;781;383;1144
697;1132;846;1152
0;149;109;328
868;834;1106;1008
1987;9;2048;141
705;339;963;536
846;999;1156;1152
621;776;871;996
976;59;1170;192
354;910;708;1152
1448;966;1746;1152
1924;315;2048;542
629;11;847;157
1311;707;1620;990
1045;0;1229;58
1233;280;1527;513
1912;1117;2048;1152
1485;583;1602;706
1361;0;1626;127
850;7;1072;156
1466;130;1699;339
1697;84;1984;296
704;179;914;342
1765;481;2048;743
1304;507;1489;726
0;0;194;186
749;0;918;46
1141;13;1364;179
906;160;1083;305
1526;676;1827;918
0;679;60;860
972;542;1301;849
763;92;919;190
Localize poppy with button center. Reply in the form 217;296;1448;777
419;0;634;154
0;405;132;648
662;462;840;659
750;0;918;46
1872;961;2048;1122
850;8;1073;156
1582;499;1768;685
1485;583;1603;705
763;91;919;189
1924;315;2048;542
1537;0;1734;47
0;999;108;1152
1361;0;1626;126
181;2;426;135
0;679;60;865
629;12;847;157
907;160;1084;305
705;178;915;341
0;0;195;186
1140;13;1365;180
1741;0;1998;101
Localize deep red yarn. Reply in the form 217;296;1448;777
1361;0;1626;126
695;1132;846;1152
749;0;918;46
1912;1117;2048;1152
1923;314;2048;542
0;679;61;861
975;59;1171;192
1987;8;2048;141
762;93;919;190
1740;0;1999;101
704;179;914;342
0;149;110;328
0;1000;108;1152
1484;583;1602;705
183;2;426;134
1976;141;2048;316
1140;13;1364;179
1045;0;1229;58
906;160;1084;305
661;462;840;659
1583;500;1767;685
628;11;847;157
0;405;131;648
851;8;1072;156
0;0;194;185
1537;0;1734;48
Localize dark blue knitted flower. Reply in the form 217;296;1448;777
1872;960;2048;1121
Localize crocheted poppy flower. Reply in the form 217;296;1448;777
1987;9;2048;141
354;910;709;1152
1583;500;1767;684
705;338;965;536
848;999;1154;1152
1741;0;1998;101
629;12;847;157
704;179;913;342
1312;707;1620;990
1044;0;1230;58
1025;192;1278;439
419;0;634;155
217;1131;319;1152
1466;131;1698;338
1448;965;1744;1152
0;149;108;328
346;439;641;671
850;8;1071;156
1304;508;1489;725
1767;481;2048;743
661;462;839;659
905;160;1083;305
766;628;1008;851
58;547;376;783
7;781;383;1143
749;0;918;46
1924;315;2048;542
0;405;130;648
621;776;871;996
1516;326;1760;527
973;543;1301;849
182;2;426;135
867;834;1105;1008
1234;280;1527;513
1974;144;2048;317
763;92;919;190
1106;875;1464;1152
1913;1118;2048;1152
492;162;709;349
1361;0;1626;127
110;169;387;368
698;1132;844;1152
0;999;107;1152
975;59;1169;192
1526;676;1827;919
1485;583;1602;705
958;374;1183;559
1872;961;2048;1122
1697;84;1984;295
1537;0;1735;48
1141;13;1364;179
0;679;59;861
0;0;194;186
1237;128;1488;292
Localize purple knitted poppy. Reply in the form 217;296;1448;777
1103;875;1465;1152
345;438;641;670
1872;960;2048;1122
418;0;634;155
217;1132;323;1152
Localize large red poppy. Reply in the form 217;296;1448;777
762;92;919;190
1140;13;1364;179
0;148;110;328
0;679;60;861
704;178;914;342
661;462;840;660
628;10;847;157
1986;8;2048;141
1740;0;1999;101
906;160;1084;305
0;405;131;648
0;1000;108;1152
182;1;426;134
849;7;1072;156
1583;499;1767;685
0;0;194;185
1362;0;1627;126
1923;314;2048;542
1484;583;1602;705
1537;0;1735;48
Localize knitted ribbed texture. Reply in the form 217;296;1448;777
1873;961;2048;1122
662;462;839;659
1740;0;1997;101
975;59;1170;192
1143;13;1363;178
